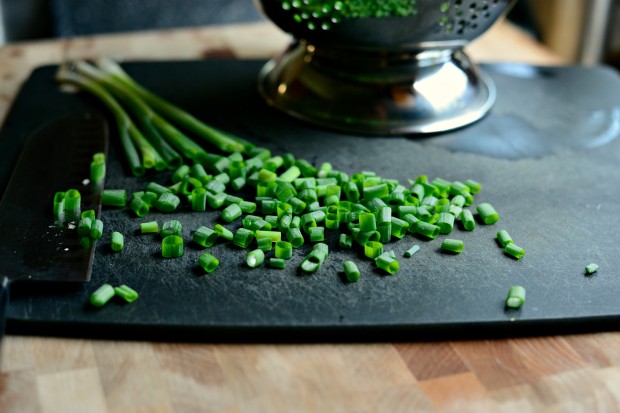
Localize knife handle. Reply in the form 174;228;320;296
0;276;8;368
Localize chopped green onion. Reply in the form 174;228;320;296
190;163;210;183
402;214;419;233
390;217;409;239
130;197;150;217
343;261;361;282
161;220;182;237
318;162;332;178
301;213;317;234
206;180;226;194
279;165;301;182
78;217;93;236
90;219;104;240
301;243;329;273
275;241;293;260
140;221;159;234
441;239;464;254
308;226;325;242
89;284;115;307
464;179;482;194
339;233;353;249
289;197;307;214
364;241;384;259
377;223;392;243
359;212;377;232
207;192;227;209
246;249;265;268
221;204;242;223
286;227;305;248
193;226;218;248
213;172;230;184
53;191;65;223
162;235;184;258
146;182;169;195
155;192;181;212
363;183;389;200
102;189;127;207
232;228;255;249
63;189;81;221
90;153;106;187
111;231;124;252
198;253;219;273
78;208;92;221
496;230;514;247
585;263;599;275
449;205;462;217
414;221;440;240
264;156;283;171
191;187;207;211
214;224;234;241
257;237;273;251
325;205;340;229
114;285;138;302
404;244;420;258
295;159;317;177
179;177;203;196
460;209;476;231
505;286;526;309
269;258;286;269
375;253;400;275
354;230;380;246
344;181;360;201
255;230;282;243
476;203;500;225
437;212;455;234
504;243;525;259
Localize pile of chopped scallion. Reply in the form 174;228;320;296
55;58;528;309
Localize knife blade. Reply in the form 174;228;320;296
0;112;109;350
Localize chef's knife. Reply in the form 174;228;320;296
0;113;109;353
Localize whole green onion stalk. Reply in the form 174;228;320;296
56;64;162;176
95;57;251;154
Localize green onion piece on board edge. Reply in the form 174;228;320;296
102;189;127;207
90;219;104;240
89;284;115;307
505;286;526;309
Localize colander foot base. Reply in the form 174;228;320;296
258;42;496;135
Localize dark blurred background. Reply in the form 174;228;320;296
0;0;618;67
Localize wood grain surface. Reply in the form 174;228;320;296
2;21;614;413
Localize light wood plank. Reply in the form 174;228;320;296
36;368;108;413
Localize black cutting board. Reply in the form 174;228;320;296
2;60;620;341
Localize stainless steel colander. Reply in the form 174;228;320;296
255;0;518;134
